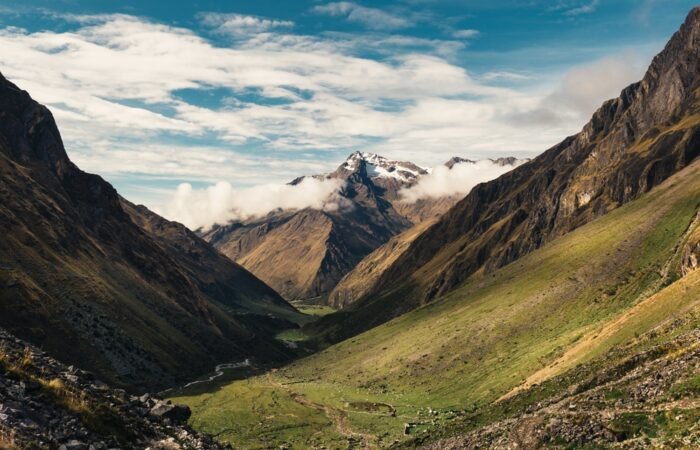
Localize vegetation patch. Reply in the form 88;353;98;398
608;412;659;440
670;374;700;399
346;401;395;415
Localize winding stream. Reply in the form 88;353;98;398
182;359;252;389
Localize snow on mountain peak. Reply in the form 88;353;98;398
341;151;427;182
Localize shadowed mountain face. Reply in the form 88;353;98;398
0;74;302;391
309;7;700;343
203;152;523;303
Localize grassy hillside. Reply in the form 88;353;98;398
415;269;700;448
171;157;700;448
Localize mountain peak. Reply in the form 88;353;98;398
0;73;72;178
687;6;700;26
444;156;476;169
639;5;699;105
339;151;428;182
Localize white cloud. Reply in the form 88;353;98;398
312;2;412;30
451;29;479;39
399;159;526;203
563;0;599;16
158;177;346;230
0;12;656;214
68;141;329;183
481;71;530;82
515;53;648;126
198;13;294;36
549;54;645;114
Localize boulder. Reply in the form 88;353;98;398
149;401;191;424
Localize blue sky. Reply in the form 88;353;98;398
0;0;696;224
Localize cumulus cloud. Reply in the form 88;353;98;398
0;14;503;154
0;10;655;213
198;12;294;36
312;2;412;30
399;159;526;203
158;177;347;230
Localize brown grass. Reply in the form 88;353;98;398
1;345;91;417
40;378;91;416
0;427;18;450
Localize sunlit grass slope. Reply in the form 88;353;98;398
172;159;700;448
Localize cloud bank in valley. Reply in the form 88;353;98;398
399;159;526;203
159;177;346;230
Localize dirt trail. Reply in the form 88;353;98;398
265;373;376;449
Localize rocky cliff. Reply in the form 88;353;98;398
0;328;227;450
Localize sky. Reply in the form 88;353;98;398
0;0;696;222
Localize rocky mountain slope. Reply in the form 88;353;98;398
0;73;302;391
204;152;522;302
0;327;229;450
309;6;700;342
415;315;700;449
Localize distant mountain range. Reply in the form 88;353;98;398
202;152;524;302
0;74;303;391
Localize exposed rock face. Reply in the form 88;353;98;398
0;73;300;391
310;7;700;342
204;152;522;302
0;328;228;450
682;214;700;276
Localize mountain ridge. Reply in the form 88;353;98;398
308;6;700;342
0;72;301;391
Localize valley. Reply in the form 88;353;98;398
1;4;699;450
168;9;700;447
171;157;700;448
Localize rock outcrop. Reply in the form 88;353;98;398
0;328;228;450
682;214;700;276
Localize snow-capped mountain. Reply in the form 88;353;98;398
342;151;428;182
202;152;524;302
